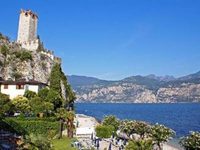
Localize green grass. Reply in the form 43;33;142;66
52;137;76;150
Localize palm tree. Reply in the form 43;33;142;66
55;108;68;139
66;111;75;138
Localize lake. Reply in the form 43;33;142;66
75;103;200;138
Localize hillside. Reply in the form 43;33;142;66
0;33;59;84
68;72;200;103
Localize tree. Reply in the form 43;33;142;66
150;123;175;150
180;131;200;150
125;139;153;150
49;63;76;109
49;63;62;94
102;115;120;131
30;96;53;117
55;108;68;139
12;96;30;114
24;90;37;100
46;89;63;110
38;88;49;100
0;93;11;118
133;121;151;139
60;71;76;109
66;111;75;138
120;120;150;139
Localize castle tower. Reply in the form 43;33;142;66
17;9;39;51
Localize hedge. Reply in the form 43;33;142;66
0;117;59;138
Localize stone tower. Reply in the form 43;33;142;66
17;9;39;51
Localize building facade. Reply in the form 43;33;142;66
17;9;39;51
0;80;47;99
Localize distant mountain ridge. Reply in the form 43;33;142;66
68;71;200;103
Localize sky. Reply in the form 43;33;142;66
0;0;200;80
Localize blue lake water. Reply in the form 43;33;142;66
75;103;200;138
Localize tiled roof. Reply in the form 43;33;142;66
0;80;48;86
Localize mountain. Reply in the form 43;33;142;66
178;71;200;81
68;72;200;103
145;74;176;82
67;75;111;87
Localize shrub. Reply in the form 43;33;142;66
20;133;53;150
20;51;32;61
0;32;3;39
0;45;9;56
102;115;120;131
41;62;47;70
95;125;115;138
12;96;31;114
24;90;37;99
0;60;3;66
13;51;32;61
0;93;11;117
180;131;200;150
11;71;22;80
125;139;153;150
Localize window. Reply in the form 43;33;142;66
16;85;24;90
4;84;8;89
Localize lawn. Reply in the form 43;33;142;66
52;137;76;150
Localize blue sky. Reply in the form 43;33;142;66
0;0;200;80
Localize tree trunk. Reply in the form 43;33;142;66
58;119;63;139
158;143;162;150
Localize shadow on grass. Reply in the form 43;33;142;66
0;118;27;135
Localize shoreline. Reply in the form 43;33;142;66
76;113;182;150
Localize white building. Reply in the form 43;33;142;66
0;80;47;99
76;127;95;138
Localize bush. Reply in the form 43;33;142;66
21;133;53;150
24;90;37;99
102;115;120;131
0;60;3;66
0;117;59;138
0;45;9;56
125;140;153;150
180;131;200;150
13;51;32;61
12;96;31;114
95;125;115;138
20;51;32;61
0;93;11;117
11;71;22;80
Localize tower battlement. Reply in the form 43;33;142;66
20;9;38;19
17;9;39;51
